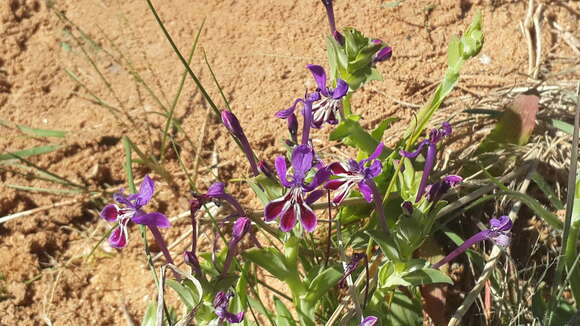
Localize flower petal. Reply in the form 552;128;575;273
365;159;382;178
134;175;155;207
108;225;128;249
443;175;463;187
299;203;317;232
264;194;289;221
113;189;133;206
306;64;328;96
216;308;244;323
275;156;292;188
359;316;378;326
358;181;374;203
325;179;346;190
328;162;348;175
367;142;385;161
276;98;303;119
132;212;171;228
100;204;119;222
233;217;251;240
373;45;393;62
332;79;349;99
207;182;226;198
399;140;428;159
491;233;511;247
291;145;314;181
490;215;512;232
304;167;330;192
305;189;324;205
280;205;297;232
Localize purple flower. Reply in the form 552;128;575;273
433;216;513;269
326;143;388;231
425;175;463;203
100;175;170;248
206;182;246;217
372;39;393;63
325;143;384;204
307;64;349;128
277;92;321;145
264;145;329;232
338;253;366;288
221;110;259;176
400;122;452;202
359;316;378;326
214;291;244;323
221;217;251;276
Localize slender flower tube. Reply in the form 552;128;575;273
400;122;452;202
321;0;344;45
264;145;329;232
326;143;388;231
100;175;170;249
221;217;251;276
276;92;321;145
221;110;259;176
213;291;244;323
287;112;299;143
206;182;246;217
433;216;513;269
359;316;378;326
338;253;366;288
258;160;275;178
184;198;202;275
306;64;349;128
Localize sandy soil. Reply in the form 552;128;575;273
0;0;578;325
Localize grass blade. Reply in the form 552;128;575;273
16;125;67;138
160;18;205;162
0;145;61;161
6;184;85;195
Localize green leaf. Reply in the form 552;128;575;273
274;297;296;326
447;36;462;68
305;267;342;303
166;279;196;310
371;117;398;141
552;119;574;135
531;171;565;210
366;230;400;262
500;191;562;229
17;125;67;138
329;119;379;154
140;303;157;326
386;290;423;326
0;145;62;161
243;248;288;280
247;296;273;320
403;268;453;286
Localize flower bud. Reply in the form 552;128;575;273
221;110;243;138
